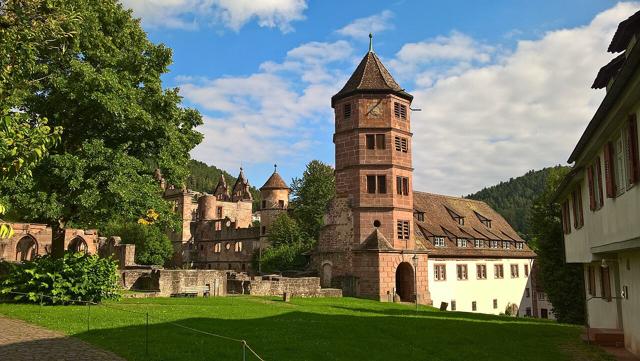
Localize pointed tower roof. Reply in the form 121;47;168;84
213;173;229;198
233;168;248;190
361;228;393;250
260;165;289;190
332;34;412;107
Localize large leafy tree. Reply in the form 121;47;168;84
529;166;585;324
290;160;335;241
0;0;202;229
259;213;309;273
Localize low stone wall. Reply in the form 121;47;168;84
228;276;342;298
120;269;227;297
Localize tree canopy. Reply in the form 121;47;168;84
467;166;569;240
529;166;585;324
0;0;202;230
290;160;335;241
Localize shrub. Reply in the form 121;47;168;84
102;221;173;266
0;252;120;304
259;241;309;273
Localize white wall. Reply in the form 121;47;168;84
564;105;640;263
584;262;620;329
427;258;533;316
619;250;640;356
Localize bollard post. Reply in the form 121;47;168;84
145;312;149;356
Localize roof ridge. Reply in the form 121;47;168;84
413;190;488;204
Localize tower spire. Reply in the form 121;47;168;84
368;33;373;53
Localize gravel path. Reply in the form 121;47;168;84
0;315;125;361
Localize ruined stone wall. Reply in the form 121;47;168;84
0;223;53;262
227;276;341;298
121;269;227;297
192;223;260;272
63;228;99;255
312;197;355;289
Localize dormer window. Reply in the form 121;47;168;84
516;242;524;250
343;103;352;119
475;211;491;228
456;238;467;247
502;241;510;250
394;102;407;119
490;240;499;249
474;239;483;248
446;207;465;226
434;236;446;247
415;211;424;222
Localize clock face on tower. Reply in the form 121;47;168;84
366;100;383;119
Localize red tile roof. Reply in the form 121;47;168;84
331;51;412;106
413;191;536;258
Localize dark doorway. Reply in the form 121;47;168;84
16;236;38;261
68;237;88;253
541;308;548;319
395;262;415;302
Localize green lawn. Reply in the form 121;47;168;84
0;296;611;361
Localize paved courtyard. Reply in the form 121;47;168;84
0;316;124;361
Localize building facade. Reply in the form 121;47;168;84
555;11;640;355
187;168;290;273
313;37;540;316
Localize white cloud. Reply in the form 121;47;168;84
120;0;307;32
179;40;353;170
408;2;640;195
336;10;394;39
388;31;500;86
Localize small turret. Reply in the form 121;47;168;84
231;168;253;202
213;174;229;201
259;165;290;236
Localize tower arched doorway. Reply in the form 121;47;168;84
68;237;89;254
15;236;38;261
395;262;415;302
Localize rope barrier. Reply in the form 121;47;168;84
1;291;266;360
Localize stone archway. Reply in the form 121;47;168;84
321;262;332;288
395;262;415;302
15;236;38;261
68;237;88;254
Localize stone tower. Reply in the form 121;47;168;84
314;35;429;303
259;166;290;236
331;35;415;250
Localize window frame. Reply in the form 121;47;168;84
494;264;504;279
434;236;446;247
434;264;447;281
456;264;468;280
476;264;487;280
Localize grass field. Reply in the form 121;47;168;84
0;296;611;361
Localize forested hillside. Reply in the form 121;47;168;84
466;166;569;240
186;160;260;201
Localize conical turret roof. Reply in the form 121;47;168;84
331;42;412;106
260;169;289;190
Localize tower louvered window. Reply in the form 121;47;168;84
343;103;352;119
397;220;410;240
394;136;408;152
394;102;407;119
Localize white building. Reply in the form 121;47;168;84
413;192;549;318
554;10;640;356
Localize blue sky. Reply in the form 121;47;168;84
122;0;639;195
